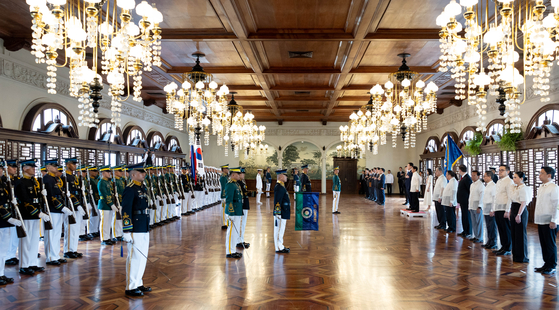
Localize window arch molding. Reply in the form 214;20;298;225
123;125;146;147
525;104;559;132
146;131;165;150
87;118;124;144
22;102;79;138
165;135;182;152
440;131;459;149
459;126;477;147
485;119;505;136
423;136;441;154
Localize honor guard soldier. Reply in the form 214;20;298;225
224;167;243;259
273;169;290;253
157;167;169;222
42;160;70;265
149;167;162;225
292;167;300;201
0;160;21;285
113;166;125;241
121;163;152;297
301;164;312;192
5;160;20;266
98;165;117;245
166;165;180;219
180;166;194;215
88;166;101;237
265;167;272;197
332;167;341;214
256;168;263;205
220;164;229;229
15;159;49;274
63;158;85;259
237;168;250;249
77;166;93;241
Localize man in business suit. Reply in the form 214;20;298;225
397;167;405;197
377;168;386;206
410;166;421;212
404;163;413;207
457;164;473;238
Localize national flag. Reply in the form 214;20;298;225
190;144;196;182
295;192;319;231
194;141;205;176
443;134;463;173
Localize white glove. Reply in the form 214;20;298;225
11;198;17;206
118;206;122;213
38;212;50;222
87;203;92;211
41;189;48;197
275;214;281;220
156;196;161;201
77;206;86;217
61;207;73;216
110;204;118;213
163;194;168;200
7;218;22;227
66;191;72;198
122;232;133;244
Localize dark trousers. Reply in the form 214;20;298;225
372;183;377;201
387;184;392;195
435;201;446;228
510;202;528;262
378;189;385;204
484;214;498;247
410;192;420;212
405;185;410;204
538;224;558;269
460;201;471;235
398;181;405;195
445;205;456;231
368;186;374;200
495;211;512;251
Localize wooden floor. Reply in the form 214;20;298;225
1;194;558;309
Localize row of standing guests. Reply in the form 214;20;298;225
430;164;558;275
0;158;221;290
362;167;387;206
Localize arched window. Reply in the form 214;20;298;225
441;135;447;147
94;122;122;144
151;135;162;148
127;129;144;145
23;103;78;138
165;136;182;153
487;123;503;136
427;139;437;152
532;109;559;128
462;130;474;141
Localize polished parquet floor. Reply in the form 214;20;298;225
1;194;558;309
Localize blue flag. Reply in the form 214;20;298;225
443;135;463;173
295;192;319;231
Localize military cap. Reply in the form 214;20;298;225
99;165;111;172
240;167;246;173
45;159;59;166
275;169;287;175
229;166;241;173
301;164;309;169
5;159;18;168
64;157;78;164
220;164;229;169
126;162;146;173
334;166;339;170
20;159;38;167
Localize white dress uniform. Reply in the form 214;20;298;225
256;172;263;205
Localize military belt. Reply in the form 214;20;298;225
32;198;40;204
133;210;149;215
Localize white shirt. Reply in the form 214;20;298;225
483;181;496;215
534;181;559;225
511;183;533;204
441;178;458;206
468;180;484;210
433;175;447;201
493;177;514;212
385;173;394;184
410;172;421;192
256;173;263;190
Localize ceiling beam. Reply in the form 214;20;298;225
165;66;253;74
160;28;237;41
364;28;440;40
165;66;436;75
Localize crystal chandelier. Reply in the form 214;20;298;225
27;0;163;128
338;125;363;158
436;0;557;134
341;53;438;154
225;102;266;158
164;53;230;145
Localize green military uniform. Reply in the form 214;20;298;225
98;166;116;243
219;164;229;229
225;167;243;258
332;167;341;214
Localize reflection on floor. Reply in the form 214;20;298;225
1;194;558;309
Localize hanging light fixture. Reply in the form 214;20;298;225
223;96;266;158
26;0;163;128
164;52;229;145
436;0;557;134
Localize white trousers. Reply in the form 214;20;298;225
90;211;100;234
100;210;113;241
294;185;299;201
161;202;168;221
225;216;241;254
44;213;64;262
149;208;155;225
19;220;40;268
64;213;81;253
221;198;227;227
8;226;18;258
332;191;341;212
240;210;248;243
155;200;162;223
126;232;149;290
174;194;180;216
256;188;262;205
274;217;287;251
181;195;190;213
0;227;10;276
113;210;123;238
266;183;271;197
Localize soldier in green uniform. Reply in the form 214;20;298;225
98;165;117;245
300;164;312;192
62;158;85;259
332;166;341;214
150;167;162;225
77;166;93;241
273;169;290;253
88;166;101;237
237;168;250;249
180;166;194;215
113;166;125;241
157;167;170;223
121;163;152;297
165;165;179;220
0;159;21;284
220;164;229;229
224;167;243;259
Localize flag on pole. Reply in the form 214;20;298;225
190;145;196;182
295;192;319;231
194;141;205;176
443;134;463;173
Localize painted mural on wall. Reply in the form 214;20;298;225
282;141;322;180
238;142;277;179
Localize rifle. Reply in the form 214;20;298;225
177;173;186;200
158;170;172;204
78;164;90;220
63;164;77;225
143;177;157;210
111;169;123;220
174;173;185;200
202;176;209;195
38;177;53;231
4;161;27;238
148;169;164;207
85;168;99;217
186;173;195;199
164;172;176;204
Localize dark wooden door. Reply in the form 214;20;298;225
334;157;358;194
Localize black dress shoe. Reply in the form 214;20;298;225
487;245;498;250
276;248;290;253
78;235;89;241
101;240;114;246
38;253;41;257
46;260;61;266
125;288;144;296
496;250;511;256
115;237;123;242
19;268;35;275
434;225;441;229
74;252;83;258
543;268;557;275
5;258;18;265
221;225;228;229
236;243;244;248
535;266;546;272
0;278;6;285
0;275;14;283
445;229;455;233
64;252;78;259
137;286;152;292
29;266;45;272
225;253;242;258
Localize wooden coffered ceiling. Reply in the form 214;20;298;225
0;0;457;123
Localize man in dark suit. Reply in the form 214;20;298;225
404;163;413;206
359;170;366;195
457;164;473;238
377;168;386;205
397;167;405;197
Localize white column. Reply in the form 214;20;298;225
278;148;283;169
321;153;326;194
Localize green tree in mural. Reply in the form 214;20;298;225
267;150;278;166
301;158;316;166
312;150;322;163
282;145;300;167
